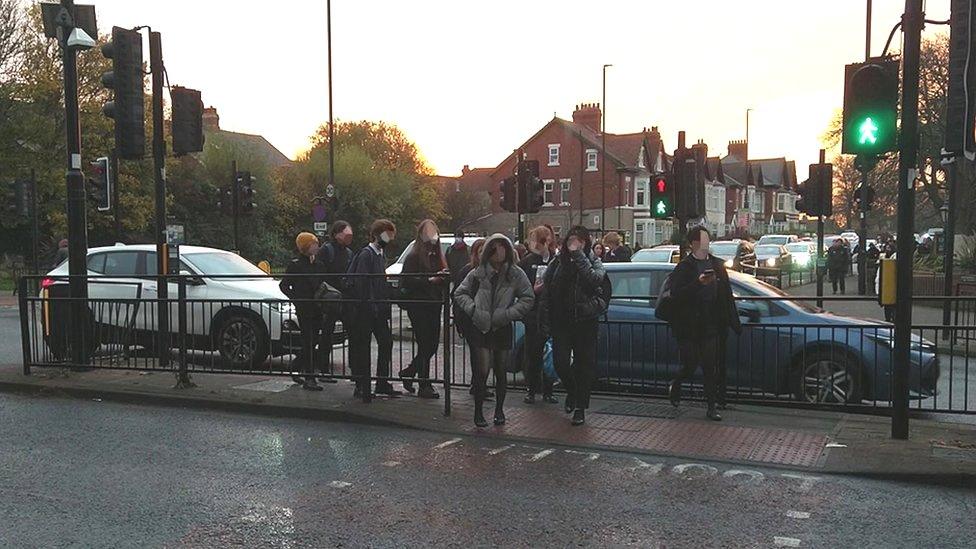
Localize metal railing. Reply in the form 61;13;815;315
17;274;976;416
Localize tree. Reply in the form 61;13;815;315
442;183;491;232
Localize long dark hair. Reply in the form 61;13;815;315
562;225;593;255
409;219;447;272
481;236;517;275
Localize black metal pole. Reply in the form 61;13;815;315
892;0;924;441
30;169;39;276
150;31;169;370
327;0;335;192
816;149;826;309
59;0;90;365
112;149;121;243
942;160;957;335
601;64;610;236
232;160;240;253
578;130;584;227
516;149;524;243
858;162;869;294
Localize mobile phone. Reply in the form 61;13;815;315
703;268;715;276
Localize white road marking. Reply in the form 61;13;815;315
672;463;719;479
488;444;515;455
233;379;295;393
628;458;665;473
781;473;823;492
381;461;401;467
786;510;811;519
433;438;462;450
329;481;352;488
774;536;801;547
529;449;555;462
564;450;601;461
722;469;765;484
825;442;848;448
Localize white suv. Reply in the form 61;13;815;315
42;244;338;367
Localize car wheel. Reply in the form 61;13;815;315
216;314;269;368
794;351;862;404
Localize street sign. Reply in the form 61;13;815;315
312;201;327;222
165;223;185;246
325;184;336;198
313;222;328;234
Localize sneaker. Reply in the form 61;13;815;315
292;375;305;384
374;382;402;397
523;393;536;404
706;404;722;421
302;379;324;391
571;409;585;426
542;394;559;404
417;385;440;399
474;411;488;428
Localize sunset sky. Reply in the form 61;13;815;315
88;0;952;176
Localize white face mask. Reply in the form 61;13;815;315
380;231;393;245
422;232;439;244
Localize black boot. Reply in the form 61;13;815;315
706;403;722;421
493;408;506;426
400;365;417;394
572;409;585;426
668;381;682;407
564;396;575;414
474;387;488;427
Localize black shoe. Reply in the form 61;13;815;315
474;411;488;428
292;375;305;384
706;404;722;421
668;381;682;407
400;365;417;394
374;382;402;397
302;379;324;391
417;385;440;399
572;409;585;426
543;393;559;404
493;411;506;426
523;392;536;404
564;397;575;414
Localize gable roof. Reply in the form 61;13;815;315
205;129;293;168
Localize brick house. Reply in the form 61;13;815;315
720;140;798;236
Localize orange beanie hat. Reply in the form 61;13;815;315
295;232;318;254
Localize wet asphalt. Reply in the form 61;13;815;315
0;392;973;548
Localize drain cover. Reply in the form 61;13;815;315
595;401;681;419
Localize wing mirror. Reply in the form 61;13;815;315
736;302;761;323
179;270;205;286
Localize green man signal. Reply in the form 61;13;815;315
649;174;673;219
842;59;899;155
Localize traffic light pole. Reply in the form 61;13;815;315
231;160;240;253
943;159;957;336
29;170;39;276
59;0;90;365
516;150;525;244
857;159;871;295
892;0;924;440
816;149;826;309
112;149;121;243
149;31;170;371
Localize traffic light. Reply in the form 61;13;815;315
499;176;516;212
5;180;28;218
171;86;205;155
518;159;543;213
797;163;833;217
649;174;673;219
842;58;899;155
88;157;112;212
101;26;145;160
854;182;876;212
217;186;233;215
675;157;702;219
237;171;256;215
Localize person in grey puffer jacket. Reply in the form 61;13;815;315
540;225;609;427
454;233;534;427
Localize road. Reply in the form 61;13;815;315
0;393;973;548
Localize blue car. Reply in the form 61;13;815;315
590;262;940;404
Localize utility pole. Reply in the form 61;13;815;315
327;0;335;194
892;0;924;440
816;149;826;309
943;159;957;335
516;149;525;244
578;130;584;227
149;31;169;370
29;170;39;276
112;149;121;243
858;0;873;295
58;0;90;365
601;64;612;237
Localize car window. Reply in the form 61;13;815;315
633;249;673;263
176;252;267;276
102;252;139;276
87;253;106;274
786;243;811;253
756;245;782;255
710;242;739;256
608;270;653;302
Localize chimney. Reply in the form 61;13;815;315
727;139;748;161
203;107;220;132
572;102;602;133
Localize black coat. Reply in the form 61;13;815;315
826;245;850;272
668;254;741;341
279;255;325;315
401;246;448;305
540;249;607;333
605;245;632;263
446;243;470;285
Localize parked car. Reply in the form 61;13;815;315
386;234;483;285
631;245;680;264
754;244;793;273
757;234;799;246
592;263;939;403
40;244;343;368
709;240;756;272
785;242;817;270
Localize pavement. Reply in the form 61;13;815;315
0;361;974;487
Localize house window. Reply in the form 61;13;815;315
636;180;648;207
637;146;646;168
741;188;750;209
777;193;787;212
543;179;554;205
635;221;646;248
625;182;631;206
586;149;598;171
548;144;560;166
559;180;571;205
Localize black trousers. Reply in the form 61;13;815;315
829;269;846;293
675;334;722;404
349;310;393;388
295;306;323;378
551;318;599;410
523;322;554;396
407;305;441;383
317;313;339;373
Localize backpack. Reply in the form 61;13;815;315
654;273;675;322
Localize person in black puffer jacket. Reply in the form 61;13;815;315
540;225;609;426
279;232;327;392
518;225;558;405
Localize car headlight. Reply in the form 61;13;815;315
766;258;777;267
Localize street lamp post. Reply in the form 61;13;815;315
327;0;335;195
601;63;612;236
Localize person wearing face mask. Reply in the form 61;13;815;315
301;220;354;384
518;226;558;405
665;226;741;421
454;234;534;427
346;219;402;402
279;232;327;391
399;219;449;398
445;230;471;286
540;226;610;426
